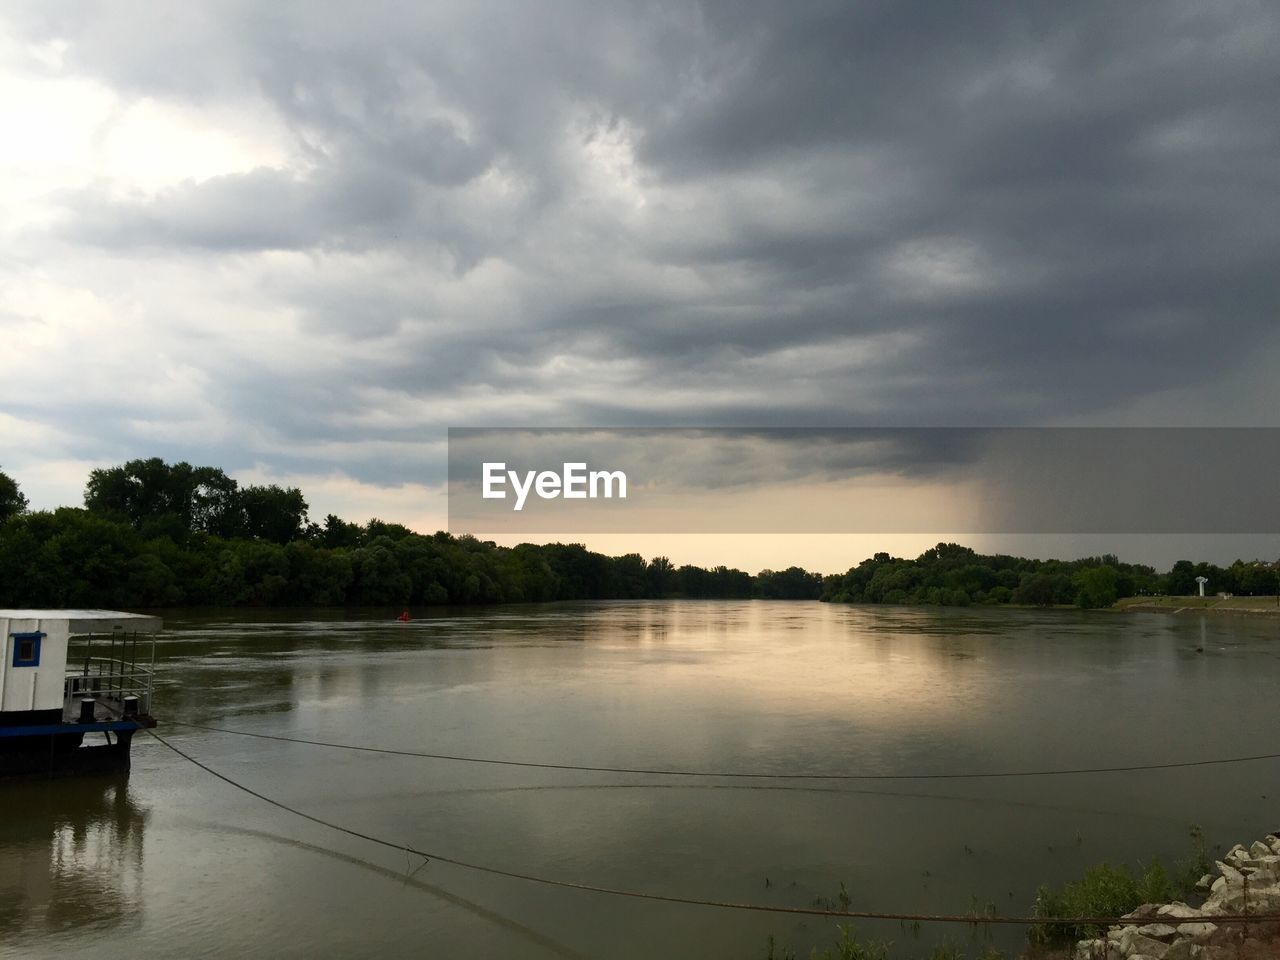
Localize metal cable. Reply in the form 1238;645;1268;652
141;727;1280;928
167;719;1280;781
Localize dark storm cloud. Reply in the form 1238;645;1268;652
8;0;1280;489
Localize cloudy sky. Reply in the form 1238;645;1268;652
2;2;1278;567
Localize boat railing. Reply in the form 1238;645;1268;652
63;630;158;719
63;658;156;717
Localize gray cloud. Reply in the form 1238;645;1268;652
447;427;1280;535
4;0;1279;496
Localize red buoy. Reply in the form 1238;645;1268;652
396;610;411;622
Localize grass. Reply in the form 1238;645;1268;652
765;927;1003;960
765;881;1002;960
1028;825;1211;945
760;827;1212;959
1115;595;1280;613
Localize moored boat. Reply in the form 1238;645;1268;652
1;610;160;780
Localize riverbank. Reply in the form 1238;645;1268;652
1116;596;1280;616
767;833;1280;960
1068;835;1280;960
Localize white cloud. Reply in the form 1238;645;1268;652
233;465;447;532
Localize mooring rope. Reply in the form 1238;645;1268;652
167;719;1280;781
141;726;1280;927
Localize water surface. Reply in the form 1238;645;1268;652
2;601;1277;959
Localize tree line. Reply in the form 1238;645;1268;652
819;542;1280;609
0;459;821;608
0;459;1274;609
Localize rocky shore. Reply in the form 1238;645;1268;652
1074;837;1280;960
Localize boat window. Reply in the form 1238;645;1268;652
11;632;43;667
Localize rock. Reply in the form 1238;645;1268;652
1197;898;1229;918
1157;903;1202;920
1250;841;1272;860
1204;888;1246;913
1216;861;1244;884
1265;835;1280;855
1136;923;1179;939
1124;933;1172;958
1164;941;1201;960
1238;938;1274;960
1233;860;1274;875
1125;903;1162;920
1245;885;1280;911
1178;922;1218;939
1241;862;1280;884
1210;876;1227;894
1226;845;1250;864
1195;873;1215;892
1112;925;1149;956
1074;938;1106;960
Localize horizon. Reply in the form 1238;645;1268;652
7;456;1280;577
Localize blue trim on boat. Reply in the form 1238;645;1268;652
10;631;43;667
0;720;142;737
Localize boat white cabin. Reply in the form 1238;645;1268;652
1;610;162;779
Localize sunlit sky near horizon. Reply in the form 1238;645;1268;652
2;2;1278;572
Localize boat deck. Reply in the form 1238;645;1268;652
62;662;157;729
61;691;157;727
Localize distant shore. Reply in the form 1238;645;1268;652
1115;596;1280;616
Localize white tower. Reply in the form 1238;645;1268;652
1195;576;1209;598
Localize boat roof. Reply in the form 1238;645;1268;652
0;610;163;634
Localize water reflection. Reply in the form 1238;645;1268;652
0;776;148;937
10;601;1269;959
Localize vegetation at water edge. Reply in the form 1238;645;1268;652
0;460;1275;609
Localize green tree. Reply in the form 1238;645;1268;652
350;540;412;604
647;555;676;596
609;553;649;598
756;566;824;599
1014;572;1062;607
314;513;364;549
1165;560;1196;595
1074;565;1120;609
85;457;176;526
239;484;308;544
1231;560;1276;596
125;554;184;606
85;458;242;536
0;467;28;523
187;465;243;537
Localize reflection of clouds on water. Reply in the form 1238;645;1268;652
0;776;148;937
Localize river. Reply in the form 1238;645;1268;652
2;601;1277;959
